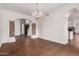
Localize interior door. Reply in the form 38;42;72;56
9;21;15;37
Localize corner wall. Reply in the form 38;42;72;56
39;4;79;44
0;6;2;47
1;9;33;43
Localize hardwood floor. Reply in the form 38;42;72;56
0;36;79;56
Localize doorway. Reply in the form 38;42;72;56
68;8;79;48
24;24;29;36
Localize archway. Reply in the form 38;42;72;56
15;19;32;38
68;8;79;48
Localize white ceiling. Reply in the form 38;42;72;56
0;3;66;16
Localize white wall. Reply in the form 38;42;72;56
0;7;2;47
39;4;79;44
1;9;33;43
15;20;21;36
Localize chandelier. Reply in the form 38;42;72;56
32;3;43;20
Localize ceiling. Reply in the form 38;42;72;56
0;3;66;16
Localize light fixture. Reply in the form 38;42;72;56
26;20;29;23
32;3;43;20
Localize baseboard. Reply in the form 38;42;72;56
2;37;16;44
38;36;68;45
8;37;16;43
15;35;31;37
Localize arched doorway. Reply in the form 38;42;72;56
68;8;79;48
15;19;31;39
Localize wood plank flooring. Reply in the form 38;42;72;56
0;36;79;56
